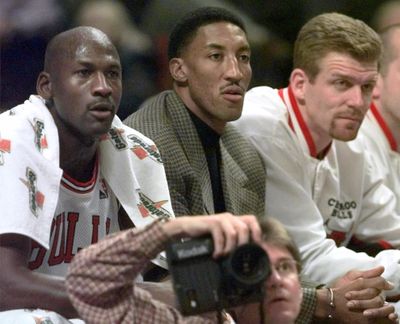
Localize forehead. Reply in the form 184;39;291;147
62;35;120;67
187;21;249;51
262;243;292;262
316;51;378;81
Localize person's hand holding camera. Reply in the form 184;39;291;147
162;212;262;258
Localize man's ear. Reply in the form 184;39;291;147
36;72;52;99
169;58;187;83
372;74;383;101
289;68;308;104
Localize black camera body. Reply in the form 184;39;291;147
166;236;270;315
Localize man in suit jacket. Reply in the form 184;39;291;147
123;7;398;323
124;7;265;219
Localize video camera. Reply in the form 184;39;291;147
166;236;270;315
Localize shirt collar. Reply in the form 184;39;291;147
187;108;221;148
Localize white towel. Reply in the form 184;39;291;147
0;95;62;250
0;95;174;269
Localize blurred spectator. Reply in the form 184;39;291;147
0;0;66;111
73;0;159;120
371;0;400;31
138;0;291;89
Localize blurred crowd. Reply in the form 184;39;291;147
1;0;400;118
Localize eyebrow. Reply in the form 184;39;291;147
330;72;377;83
274;257;295;263
76;60;121;70
205;43;251;52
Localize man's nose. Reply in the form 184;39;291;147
92;73;112;97
224;57;243;81
348;86;365;108
266;267;284;288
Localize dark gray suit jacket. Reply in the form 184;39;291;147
124;90;266;219
124;91;317;323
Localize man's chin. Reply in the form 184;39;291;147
331;129;359;142
335;134;357;142
225;110;243;122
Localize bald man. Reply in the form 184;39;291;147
0;26;174;323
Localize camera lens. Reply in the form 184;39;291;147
223;243;270;286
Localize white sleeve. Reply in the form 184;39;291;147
351;145;400;247
262;141;400;291
234;87;400;295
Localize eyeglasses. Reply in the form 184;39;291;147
272;259;299;276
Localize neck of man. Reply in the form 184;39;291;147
295;98;332;159
59;134;98;182
173;85;226;134
308;126;332;159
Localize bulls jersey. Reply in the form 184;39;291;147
28;159;119;277
233;86;400;293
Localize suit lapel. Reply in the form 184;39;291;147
221;126;258;215
165;93;215;214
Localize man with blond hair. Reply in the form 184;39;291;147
234;12;400;305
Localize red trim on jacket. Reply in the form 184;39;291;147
370;102;397;151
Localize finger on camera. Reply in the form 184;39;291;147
240;215;262;244
221;220;239;255
234;218;251;246
210;224;225;258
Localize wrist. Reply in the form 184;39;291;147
162;217;184;240
315;287;335;320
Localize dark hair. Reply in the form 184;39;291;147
168;6;246;60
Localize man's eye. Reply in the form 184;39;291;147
107;71;120;78
77;69;90;77
275;260;297;275
276;262;289;273
362;83;375;94
210;53;222;61
239;54;250;63
334;79;350;90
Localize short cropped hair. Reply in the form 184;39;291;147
168;6;246;60
260;217;302;272
293;12;382;81
379;24;400;76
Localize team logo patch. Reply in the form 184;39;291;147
20;167;45;217
101;127;127;150
22;310;55;324
127;134;163;163
137;192;171;219
33;118;48;152
327;198;357;219
0;132;11;165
